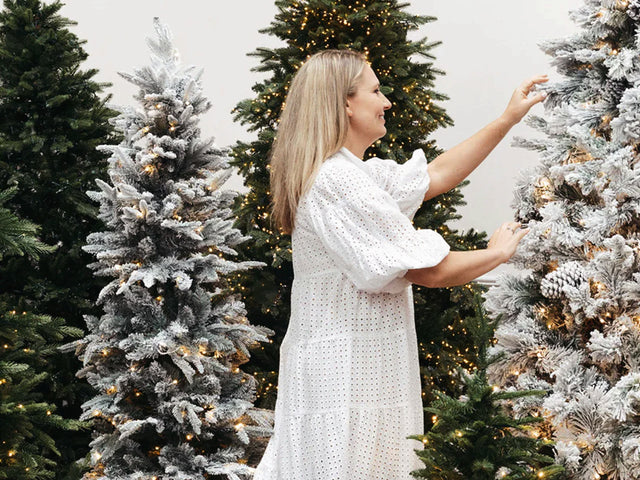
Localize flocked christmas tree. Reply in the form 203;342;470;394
0;0;117;475
231;0;487;414
0;187;86;480
486;1;640;478
60;20;273;480
409;294;564;480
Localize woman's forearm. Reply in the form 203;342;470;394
426;115;515;199
405;249;506;288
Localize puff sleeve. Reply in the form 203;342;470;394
362;148;430;219
305;159;450;294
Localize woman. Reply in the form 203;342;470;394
254;49;547;480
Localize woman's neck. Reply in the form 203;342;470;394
341;139;367;160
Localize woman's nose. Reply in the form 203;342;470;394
383;97;392;110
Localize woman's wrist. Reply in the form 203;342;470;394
486;245;510;265
497;111;519;130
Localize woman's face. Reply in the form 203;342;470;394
345;64;392;146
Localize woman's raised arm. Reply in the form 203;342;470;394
425;75;548;201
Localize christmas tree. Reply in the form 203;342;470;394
486;1;640;478
0;0;117;474
409;295;564;480
0;187;86;480
231;0;487;413
60;19;273;480
0;0;115;331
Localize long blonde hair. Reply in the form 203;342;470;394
270;49;367;234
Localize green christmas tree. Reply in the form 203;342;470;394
409;295;565;480
0;187;86;480
0;0;117;476
230;0;487;414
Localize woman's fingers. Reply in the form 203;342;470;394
526;91;548;107
513;227;529;242
521;75;549;107
504;75;548;124
488;221;529;262
499;223;512;234
502;221;521;232
521;74;549;93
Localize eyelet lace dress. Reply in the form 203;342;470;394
253;147;450;480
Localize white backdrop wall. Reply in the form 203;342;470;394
58;0;581;236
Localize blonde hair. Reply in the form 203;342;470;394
269;49;367;234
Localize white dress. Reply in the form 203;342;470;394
253;147;450;480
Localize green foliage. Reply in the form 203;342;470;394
0;0;116;319
0;0;118;477
230;0;487;417
409;295;565;480
0;191;87;480
0;187;55;261
0;308;87;480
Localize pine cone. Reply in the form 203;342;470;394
540;261;587;299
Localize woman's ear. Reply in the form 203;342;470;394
345;100;353;117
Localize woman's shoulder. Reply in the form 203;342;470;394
312;150;374;194
298;151;372;212
305;158;405;226
318;149;370;182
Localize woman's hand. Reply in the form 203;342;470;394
406;222;530;288
487;221;529;263
501;75;549;126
